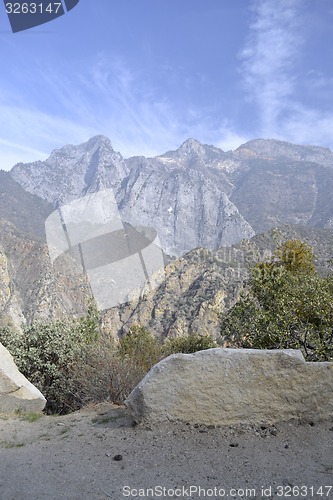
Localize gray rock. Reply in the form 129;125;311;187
11;135;129;206
125;348;333;426
0;221;91;330
10;136;255;257
0;342;46;414
12;136;333;259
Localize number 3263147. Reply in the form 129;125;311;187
5;3;63;14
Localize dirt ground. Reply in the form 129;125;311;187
0;403;332;500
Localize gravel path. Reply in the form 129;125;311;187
0;404;332;500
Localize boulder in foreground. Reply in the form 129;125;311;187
0;342;46;414
125;348;333;426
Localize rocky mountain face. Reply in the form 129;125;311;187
0;218;91;329
119;145;253;255
10;136;129;206
10;136;333;257
10;135;255;255
230;140;333;232
3;136;333;332
101;225;333;341
0;173;91;329
0;170;53;240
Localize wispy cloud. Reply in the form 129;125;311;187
71;55;247;155
241;0;333;149
0;100;96;169
241;0;303;135
0;53;248;170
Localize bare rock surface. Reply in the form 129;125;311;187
11;136;333;257
125;349;333;426
0;342;46;414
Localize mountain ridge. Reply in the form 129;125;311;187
9;135;333;257
101;224;333;341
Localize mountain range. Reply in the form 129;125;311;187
1;136;332;331
10;136;333;257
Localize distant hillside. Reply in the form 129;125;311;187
0;218;91;329
0;170;53;240
2;136;333;330
101;225;333;341
0;170;93;328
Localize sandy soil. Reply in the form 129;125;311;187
0;404;332;500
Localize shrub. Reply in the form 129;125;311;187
221;240;333;361
0;305;100;414
118;325;162;372
163;334;217;355
70;326;164;406
1;315;219;414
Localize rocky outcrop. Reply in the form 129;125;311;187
10;135;129;206
0;170;53;241
125;348;333;426
102;225;333;340
0;342;46;414
11;136;255;256
120;145;254;255
0;219;92;330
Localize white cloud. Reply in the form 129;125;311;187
0;101;96;169
241;0;303;134
0;54;251;169
241;0;333;150
0;137;50;171
282;106;333;148
215;129;250;152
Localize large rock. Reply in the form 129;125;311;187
125;348;333;426
0;342;46;414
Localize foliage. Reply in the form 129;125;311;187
163;334;218;355
118;325;162;371
274;239;315;273
0;306;100;414
71;328;218;407
1;313;218;414
77;299;100;342
221;240;333;361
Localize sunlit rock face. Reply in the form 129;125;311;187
125;349;333;426
0;342;46;414
3;136;333;329
10;136;333;257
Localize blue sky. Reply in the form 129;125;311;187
0;0;333;170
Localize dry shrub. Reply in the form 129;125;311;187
69;326;163;407
2;318;218;414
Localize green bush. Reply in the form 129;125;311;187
163;334;217;355
0;305;100;414
118;325;162;372
1;314;219;414
221;240;333;361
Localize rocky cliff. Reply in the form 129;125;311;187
10;136;333;257
0;218;91;330
101;225;333;340
3;137;333;331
